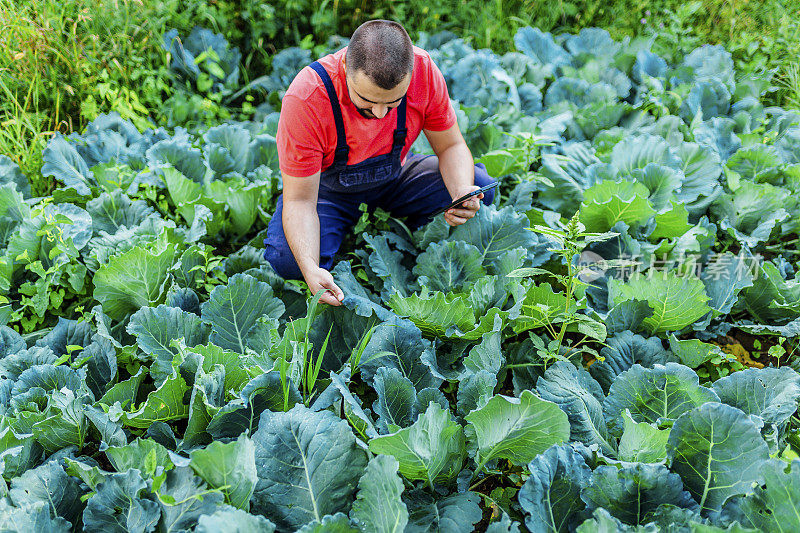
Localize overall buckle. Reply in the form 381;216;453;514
334;145;350;163
393;129;408;145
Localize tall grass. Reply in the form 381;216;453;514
0;0;176;192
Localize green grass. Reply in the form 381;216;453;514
0;0;176;192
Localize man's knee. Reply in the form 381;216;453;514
474;162;496;206
263;239;303;280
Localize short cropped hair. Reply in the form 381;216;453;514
346;20;413;90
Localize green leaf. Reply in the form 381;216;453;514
617;410;670;463
156;467;225;532
41;133;93;195
603;300;655;337
447;205;547;265
328;366;379;439
357;319;439;391
628;163;683;211
122;372;190;428
537;361;615;455
485;510;522;533
196;507;276;532
31;389;90;454
162;165;202;204
668;334;727;368
462;319;504;377
726;144;782;182
34;317;92;357
203;123;252;175
185;342;252;395
251;403;368;530
608;271;711;334
83;338;118;400
511;282;570;334
456;370;497;419
0;325;25;358
0;425;41;479
372;367;416;434
604;363;719;437
477;149;520;178
413;241;486;293
201;273;284;353
734;318;800;336
403;490;482;533
465;390;569;468
99;367;147;410
0;501;71;532
575;508;636;533
93;242;177;321
0;155;31;199
83;470;161;533
650;200;692;240
506;267;552;278
711;366;800;427
183;365;225;448
295;512;358;532
581;463;698;526
369;402;465;488
83;405;124;450
568;313;607;342
86;190;155;235
722;459;800;531
737;260;800;324
9;461;83;525
190;434;257;510
579;179;656;232
666;402;770;513
349;455;408;533
711;181;792;248
11;364;81;402
699;251;755;316
105;438;174;477
676;142;723;213
207;371;302;440
388;291;476;338
207;178;264;236
64;458;108;492
363;234;416;298
518;444;592;533
127;305;210;382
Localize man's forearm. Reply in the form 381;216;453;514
282;199;320;275
437;141;475;197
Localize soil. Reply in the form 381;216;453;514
715;329;799;368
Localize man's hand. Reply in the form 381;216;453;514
303;266;345;306
444;185;483;226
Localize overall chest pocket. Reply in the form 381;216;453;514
338;158;396;188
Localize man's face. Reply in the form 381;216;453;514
345;68;411;120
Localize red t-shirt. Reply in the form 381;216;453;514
276;46;457;178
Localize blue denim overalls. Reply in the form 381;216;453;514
309;61;408;193
263;60;496;279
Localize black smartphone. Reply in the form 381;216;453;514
430;182;498;217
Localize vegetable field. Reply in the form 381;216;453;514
1;19;800;533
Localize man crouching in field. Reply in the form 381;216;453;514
263;19;496;305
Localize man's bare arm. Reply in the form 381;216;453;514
282;171;344;306
424;124;483;226
282;171;321;273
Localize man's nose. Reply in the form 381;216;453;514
372;105;388;119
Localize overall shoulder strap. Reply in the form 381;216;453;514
393;97;408;149
309;61;349;167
